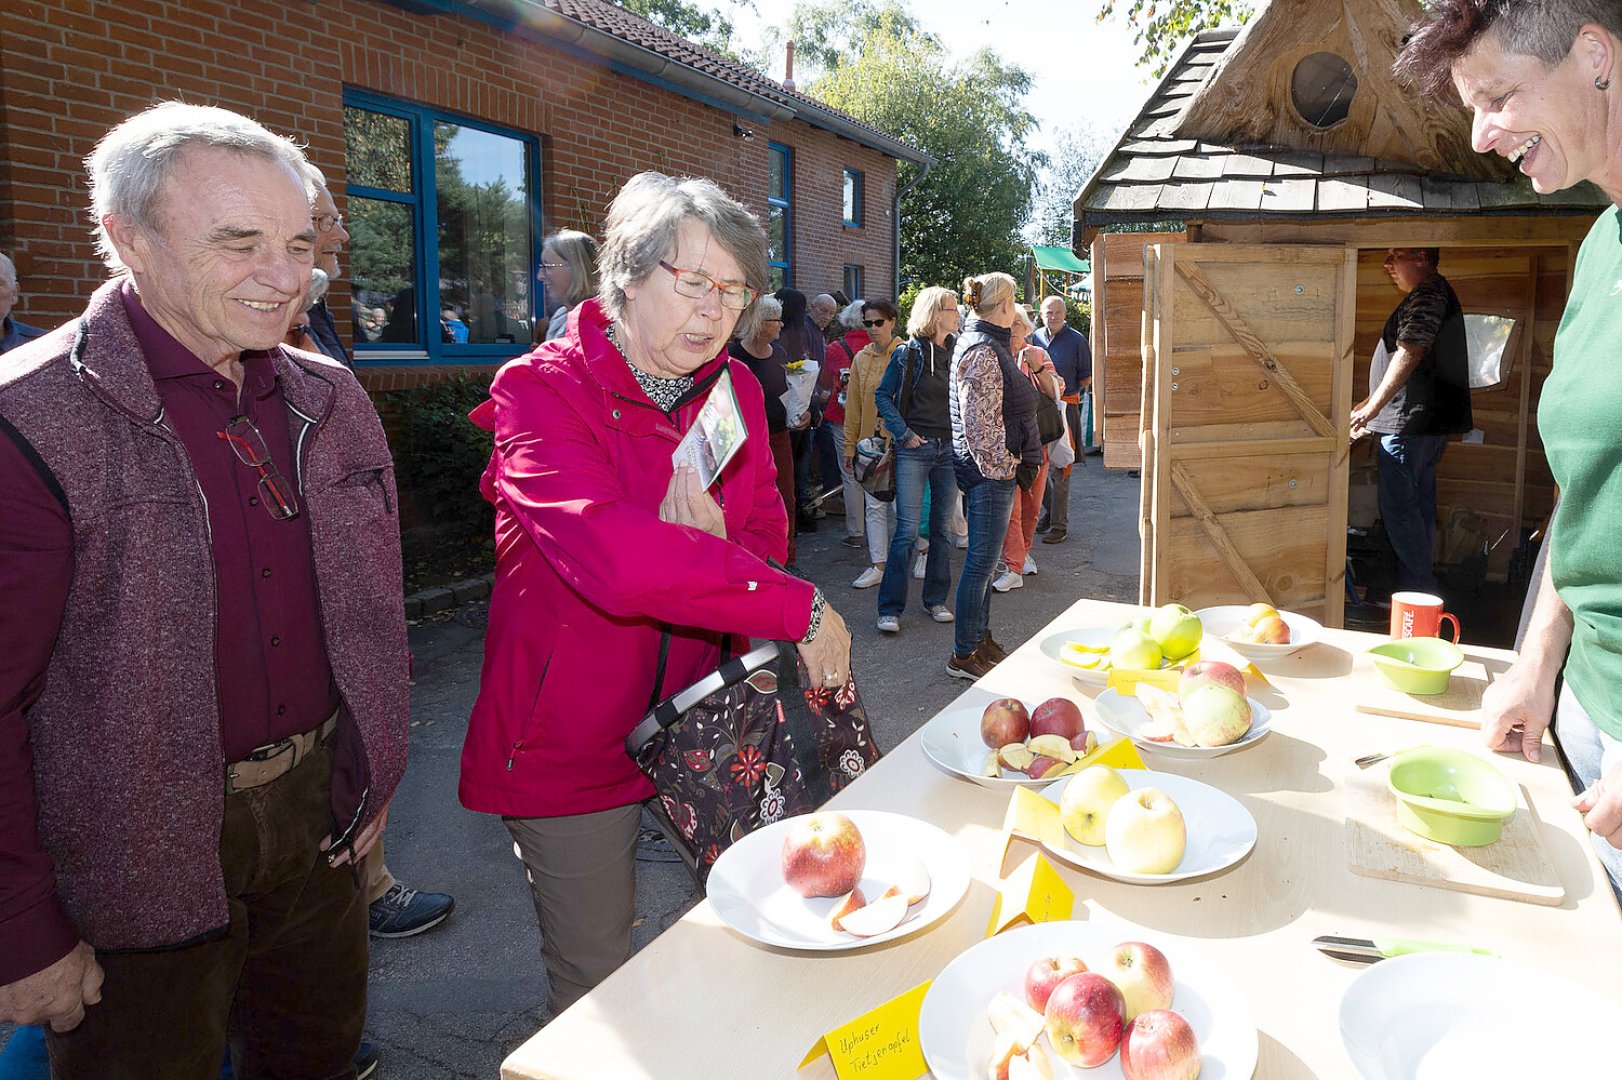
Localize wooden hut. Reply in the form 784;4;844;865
1074;2;1608;628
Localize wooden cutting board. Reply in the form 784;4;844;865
1345;762;1564;905
1351;656;1492;727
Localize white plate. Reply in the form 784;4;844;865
1339;953;1609;1078
705;810;969;951
1195;606;1322;658
920;702;1093;788
1035;770;1256;883
1093;688;1272;760
1039;625;1179;687
919;920;1259;1080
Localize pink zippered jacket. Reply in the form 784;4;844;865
459;299;815;817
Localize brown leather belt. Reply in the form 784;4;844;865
225;712;339;795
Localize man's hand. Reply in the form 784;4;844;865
1575;758;1622;850
797;604;852;690
1479;661;1557;763
0;940;103;1031
659;466;726;539
1349;396;1379;433
324;799;389;867
903;434;924;449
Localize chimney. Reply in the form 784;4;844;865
783;40;796;93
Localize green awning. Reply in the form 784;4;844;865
1030;246;1090;274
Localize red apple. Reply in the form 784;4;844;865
1030;697;1086;741
1178;660;1246;700
1043;972;1125;1068
1024;954;1088;1013
780;812;866;898
1102;941;1175;1021
1251;614;1291;645
981;699;1031;749
1120;1009;1201;1080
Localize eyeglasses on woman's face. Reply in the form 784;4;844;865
659;260;757;310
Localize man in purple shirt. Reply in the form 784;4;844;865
0;103;408;1078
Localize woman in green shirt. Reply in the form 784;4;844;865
1399;0;1622;897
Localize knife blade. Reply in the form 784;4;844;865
1313;934;1499;964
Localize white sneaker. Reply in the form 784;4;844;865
913;552;927;579
927;604;955;623
852;565;884;589
991;570;1023;593
876;615;900;633
1022;555;1038;575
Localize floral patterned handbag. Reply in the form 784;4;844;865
625;636;882;884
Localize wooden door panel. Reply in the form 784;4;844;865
1160;506;1332;613
1170;453;1335;515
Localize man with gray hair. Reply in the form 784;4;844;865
0;252;46;353
0;102;408;1077
300;163;354;367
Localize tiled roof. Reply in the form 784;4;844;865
1076;28;1608;228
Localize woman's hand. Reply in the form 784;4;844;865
659;466;727;538
798;604;852;688
903;434;925;449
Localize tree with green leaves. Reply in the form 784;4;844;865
1024;122;1114;248
1094;0;1255;75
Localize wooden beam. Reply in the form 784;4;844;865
1172;259;1337;437
1512;252;1540;537
1169;462;1275;603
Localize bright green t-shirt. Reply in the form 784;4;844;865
1541;204;1622;739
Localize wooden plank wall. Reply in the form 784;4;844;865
1090;230;1186;469
1349;244;1567;575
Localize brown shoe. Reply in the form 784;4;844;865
978;635;1009;664
1041;529;1068;544
946;648;993;680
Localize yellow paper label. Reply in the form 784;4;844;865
986;851;1074;936
800;981;931;1078
1107;667;1184;696
1059;734;1148;775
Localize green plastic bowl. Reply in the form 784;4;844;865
1387;747;1516;846
1368;638;1465;695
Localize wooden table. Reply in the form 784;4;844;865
502;598;1622;1079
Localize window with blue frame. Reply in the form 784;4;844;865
767;142;792;291
343;92;540;363
842;168;863;227
843;264;863;301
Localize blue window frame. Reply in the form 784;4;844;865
843;265;863;301
766;142;792;291
842;168;863;227
342;90;542;364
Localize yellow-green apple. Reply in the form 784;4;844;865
1250;614;1291;644
827;887;866;931
1180;684;1252;747
780;812;866;897
1008;1045;1058;1080
1244;602;1279;626
1102;941;1176;1021
982;699;1031;749
1024;955;1089;1012
834;887;908;937
1148;603;1203;660
1104;788;1187;874
1043;972;1126;1068
1059;764;1131;846
1030;697;1086;741
1119;1009;1201;1080
1110;628;1163;672
1178;660;1245;700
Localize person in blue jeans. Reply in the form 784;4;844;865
874;286;961;632
947;272;1042;679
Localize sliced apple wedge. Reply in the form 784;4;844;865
998;742;1037;772
1025;756;1066;780
982;750;1003;777
985;989;1044;1050
985;1029;1021;1080
893;858;931;906
1025;734;1079;764
1008;1044;1057;1080
827;887;866;932
834;889;909;937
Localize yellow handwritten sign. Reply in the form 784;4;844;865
986;851;1074;936
1107;666;1183;696
800;981;930;1079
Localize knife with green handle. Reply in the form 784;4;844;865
1313;934;1500;964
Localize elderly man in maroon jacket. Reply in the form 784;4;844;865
0;102;409;1078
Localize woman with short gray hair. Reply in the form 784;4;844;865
461;172;852;1016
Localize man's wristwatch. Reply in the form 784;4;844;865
801;588;827;644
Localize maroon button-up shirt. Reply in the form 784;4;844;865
0;283;339;980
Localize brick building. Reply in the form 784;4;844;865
0;0;926;390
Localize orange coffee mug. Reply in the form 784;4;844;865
1390;591;1461;643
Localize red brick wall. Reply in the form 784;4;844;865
0;0;898;390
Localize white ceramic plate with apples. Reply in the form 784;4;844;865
705;810;970;951
1039;626;1180;688
1195;606;1323;659
918;919;1259;1080
1036;770;1257;884
1093;689;1272;760
1338;952;1609;1078
920;704;1091;788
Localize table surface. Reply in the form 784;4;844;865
501;598;1622;1079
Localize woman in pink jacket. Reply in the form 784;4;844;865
461;173;852;1017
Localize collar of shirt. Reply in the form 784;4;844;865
119;279;278;401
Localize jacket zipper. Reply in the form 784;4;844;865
509;653;554;770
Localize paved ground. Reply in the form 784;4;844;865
363;460;1142;1077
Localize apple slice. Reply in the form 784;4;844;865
827;887;866;932
985;989;1044;1050
986;1029;1021;1080
893;858;931;906
999;742;1038;772
1026;734;1079;764
834;889;909;937
1008;1045;1057;1080
982;750;1003;777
